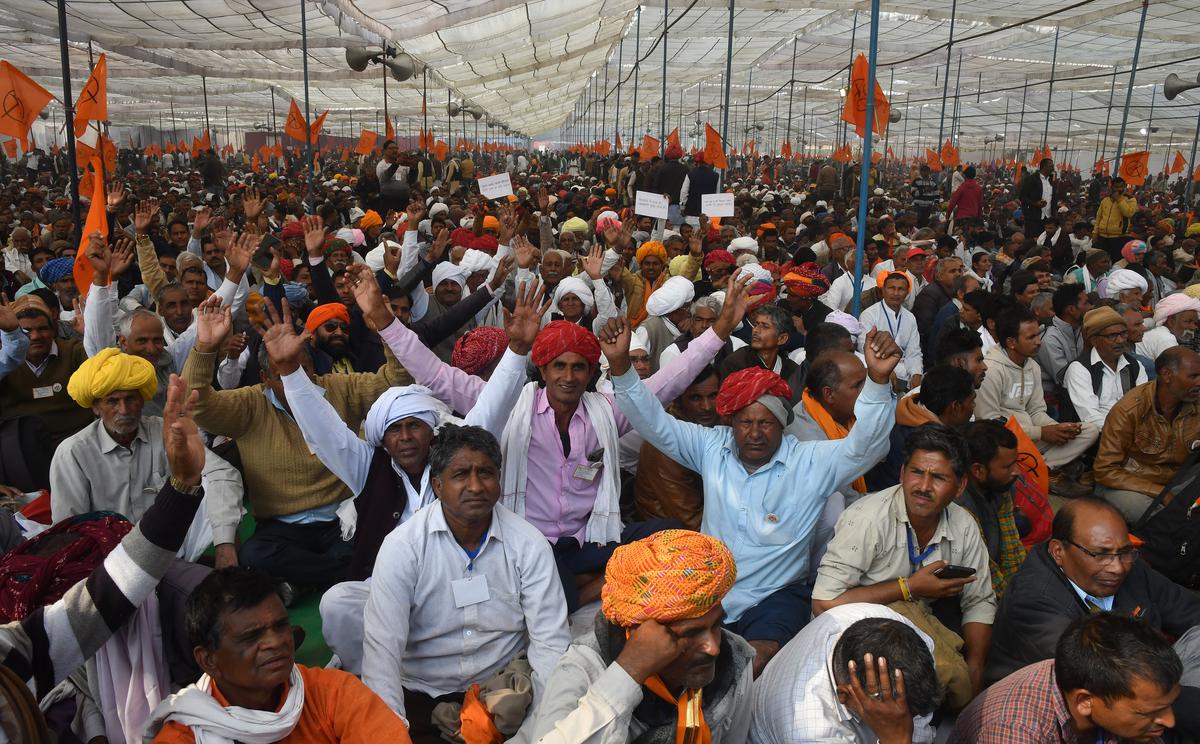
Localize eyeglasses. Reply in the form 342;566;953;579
1094;329;1129;341
1064;539;1139;565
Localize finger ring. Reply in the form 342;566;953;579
869;692;884;701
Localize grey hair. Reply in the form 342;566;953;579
691;295;723;317
1113;302;1139;316
1030;292;1053;315
117;308;162;339
155;282;189;307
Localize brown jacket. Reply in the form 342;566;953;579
635;438;703;530
1094;381;1200;497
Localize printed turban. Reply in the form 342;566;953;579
645;276;695;317
703;250;736;270
359;210;384;230
363;385;446;448
715;366;794;425
280;221;305;240
1121;239;1148;264
636;241;668;266
531;320;601;367
68;348;157;408
452;326;509;376
782;262;829;298
601;529;737;627
552;276;596;314
1103;269;1148;298
1153;292;1200;325
304;302;351;333
38;256;73;285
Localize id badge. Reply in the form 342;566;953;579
451;575;490;608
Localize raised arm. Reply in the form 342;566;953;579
133;199;167;301
184;295;255;438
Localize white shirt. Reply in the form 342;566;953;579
362;501;570;718
822;272;874;314
1039;175;1053;218
858;302;923;382
376;158;410;184
749;603;936;744
1064;349;1147;427
1137;325;1179;361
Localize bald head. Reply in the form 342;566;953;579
1053;497;1125;544
1050;497;1136;598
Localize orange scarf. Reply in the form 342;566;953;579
630;274;666;327
801;389;867;493
643;675;710;744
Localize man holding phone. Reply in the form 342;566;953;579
812;424;996;705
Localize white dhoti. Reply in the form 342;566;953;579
320;579;371;675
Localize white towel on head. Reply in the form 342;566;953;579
644;275;695;317
1104;268;1148;298
552;276;596;314
432;261;469;290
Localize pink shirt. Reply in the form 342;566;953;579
379;320;725;542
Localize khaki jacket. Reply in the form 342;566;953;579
1094;381;1200;497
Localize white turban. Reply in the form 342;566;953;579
645;275;696;317
738;263;773;286
459;249;495;276
429;202;449;219
1104;269;1148;298
364;239;400;272
629;327;649;354
1153;293;1200;325
432;262;469;291
552;276;595;314
601;248;622;275
363;385;448;448
729;236;758;254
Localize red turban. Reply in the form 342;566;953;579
782;262;830;298
747;280;778;309
716;367;793;418
304;302;351;333
280;221;305;240
452;326;509;376
449;227;499;254
665;143;684;160
531;320;601;367
450;227;478;247
278;258;294;282
703;250;735;270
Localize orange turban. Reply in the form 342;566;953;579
602;530;737;627
876;270;911;292
482;215;501;232
636;240;668;265
359;210;383;230
304;302;351;333
531;320;600;367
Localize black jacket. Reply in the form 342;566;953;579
912;281;953;358
985;542;1200;685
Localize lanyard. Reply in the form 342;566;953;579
461;528;489;571
882;306;902;339
906;525;937;573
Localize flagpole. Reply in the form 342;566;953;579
1114;0;1149;165
422;69;428;157
202;75;211;141
719;0;734;190
1042;25;1059;148
1185;105;1200;209
1101;66;1118;164
936;0;957;151
299;0;314;211
785;37;797;153
661;0;668;150
55;0;81;233
851;0;881;318
632;6;640;142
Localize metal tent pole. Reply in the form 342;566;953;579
852;0;882;318
1145;88;1156;149
1015;77;1029;164
936;0;958;149
1043;25;1060;147
719;0;734;189
785;37;797;151
299;0;315;210
661;0;668;148
633;7;641;140
202;75;211;140
55;0;81;231
614;36;623;144
1114;0;1149;162
1101;66;1118;162
841;11;858;148
1185;105;1200;208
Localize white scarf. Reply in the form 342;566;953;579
144;665;305;744
1037;228;1062;246
500;382;623;544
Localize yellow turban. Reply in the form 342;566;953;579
636;240;668;266
668;254;700;280
68;348;157;408
602;530;737;627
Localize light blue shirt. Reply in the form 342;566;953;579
611;368;896;622
1067;577;1115;612
0;328;30;379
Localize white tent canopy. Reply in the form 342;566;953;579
0;0;1198;168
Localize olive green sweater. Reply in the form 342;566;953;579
0;338;94;447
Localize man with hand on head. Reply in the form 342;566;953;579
601;309;902;675
522;530;752;744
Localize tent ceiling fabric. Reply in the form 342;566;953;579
0;0;1196;152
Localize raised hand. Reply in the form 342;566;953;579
512;235;538;269
254;296;311;376
84;231;111;283
345;264;392;331
302;215;325;259
105;180;126;212
488;254;514;291
0;295;15;332
162;374;205;488
843;655;913;744
713;270;753;339
427;227;451;264
194;294;232;352
226;231;257;281
134;199;159;235
503;278;551;355
596;316;633;376
192;207;212;236
110;235;135;277
225;331;248;361
71;297;85;337
242;188;263;222
862;327;902;385
582;243;605;281
537;187;550;215
383;239;402;276
405;200;425;228
688;229;703;256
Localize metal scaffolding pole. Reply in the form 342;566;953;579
1101;65;1118;162
1043;25;1060;147
851;0;882;317
936;0;958;149
661;0;668;147
719;0;734;188
299;0;315;210
632;7;641;139
55;0;81;230
1114;0;1150;162
785;37;797;149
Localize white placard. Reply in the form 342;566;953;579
634;190;669;219
477;173;514;200
701;193;735;217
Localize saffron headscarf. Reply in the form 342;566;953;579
304;302;351;333
635;240;668;265
68;348;157;408
359;210;384;231
715;367;793;425
452;326;509;376
531;320;601;367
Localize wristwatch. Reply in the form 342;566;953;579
168;476;203;496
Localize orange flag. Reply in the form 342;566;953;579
703;124;727;169
871;150;882;164
1093;158;1110;175
1171;150;1186;175
0;61;53;149
74;54;107;137
284;100;308;142
309;110;328;144
940;140;960;168
385;116;396;142
1194;165;1200;182
1118;150;1150;186
926;148;943;171
2;140;15;158
640;134;660;160
73;157;107;296
840;53;891;139
781;141;792;159
355;129;378;156
666;127;680;149
615;132;623;153
434;140;449;161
